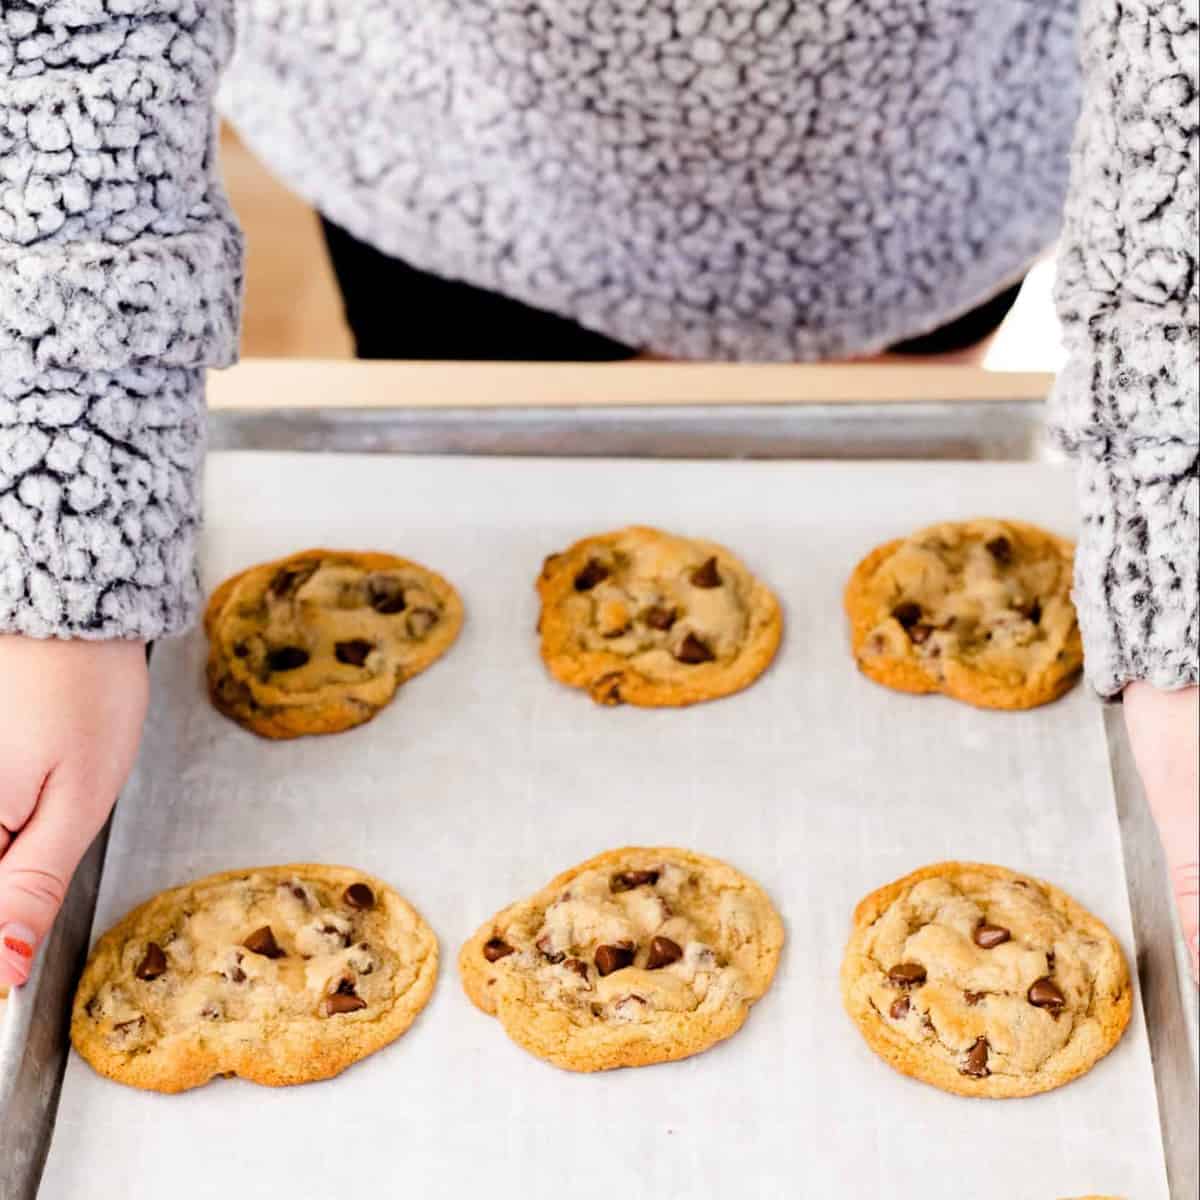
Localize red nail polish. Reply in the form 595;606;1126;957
3;936;33;958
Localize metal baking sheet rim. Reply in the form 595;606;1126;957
0;950;46;1119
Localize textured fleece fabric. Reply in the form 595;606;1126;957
0;2;1196;694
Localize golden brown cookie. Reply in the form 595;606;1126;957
460;847;784;1072
844;518;1082;710
204;548;463;738
72;865;438;1093
537;526;782;707
841;862;1131;1099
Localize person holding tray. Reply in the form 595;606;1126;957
0;2;1195;991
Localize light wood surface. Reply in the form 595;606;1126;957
206;359;1054;411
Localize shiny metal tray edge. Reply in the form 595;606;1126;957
3;404;1195;1200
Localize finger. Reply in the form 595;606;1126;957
0;762;48;861
1171;863;1199;983
0;768;113;987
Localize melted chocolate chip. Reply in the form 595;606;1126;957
243;926;285;959
227;965;247;984
200;1003;223;1020
573;560;610;591
974;923;1012;949
564;958;590;984
367;576;407;614
1027;977;1066;1013
335;639;374;667
642;606;677;631
113;1016;145;1036
964;991;985;1006
887;962;927;988
892;602;922;629
611;869;660;892
1027;598;1042;625
594;943;635;977
675;632;715;664
232;642;249;658
325;986;368;1016
690;557;721;588
985;536;1013;565
270;563;317;599
645;936;683;970
407;608;438;638
483;937;514;962
536;935;565;964
135;942;167;981
889;996;911;1020
962;1037;990;1077
266;646;309;673
592;672;624;704
343;883;376;911
909;624;934;645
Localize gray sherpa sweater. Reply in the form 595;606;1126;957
0;1;1196;696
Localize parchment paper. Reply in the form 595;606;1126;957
40;454;1168;1199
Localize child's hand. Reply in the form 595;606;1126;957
0;636;148;987
1123;682;1199;983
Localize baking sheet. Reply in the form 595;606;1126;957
40;454;1168;1200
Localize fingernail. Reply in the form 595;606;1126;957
1;923;37;980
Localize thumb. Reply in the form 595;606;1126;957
0;769;109;988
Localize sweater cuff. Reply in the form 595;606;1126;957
1072;441;1199;697
0;366;205;640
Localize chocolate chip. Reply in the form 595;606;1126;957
367;575;407;614
325;986;367;1016
962;1037;990;1077
483;937;514;962
536;935;565;964
973;923;1011;949
232;642;249;658
266;646;309;672
690;556;721;588
642;606;677;631
1027;977;1066;1013
573;560;610;591
985;536;1013;565
319;924;352;948
645;936;683;970
200;1003;223;1020
243;926;285;959
887;962;927;987
407;608;438;638
889;996;911;1020
564;958;590;983
675;632;714;664
592;672;624;704
611;869;660;892
909;624;933;645
227;965;247;984
270;563;317;599
892;602;922;629
964;991;985;1006
335;639;373;667
113;1016;146;1036
1027;598;1042;625
343;883;375;910
595;943;635;976
135;942;167;981
1046;950;1056;970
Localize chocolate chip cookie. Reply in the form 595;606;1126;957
841;862;1131;1099
205;549;463;738
71;865;438;1093
844;519;1082;710
460;847;784;1072
537;527;782;707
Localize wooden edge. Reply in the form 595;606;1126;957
205;359;1054;411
